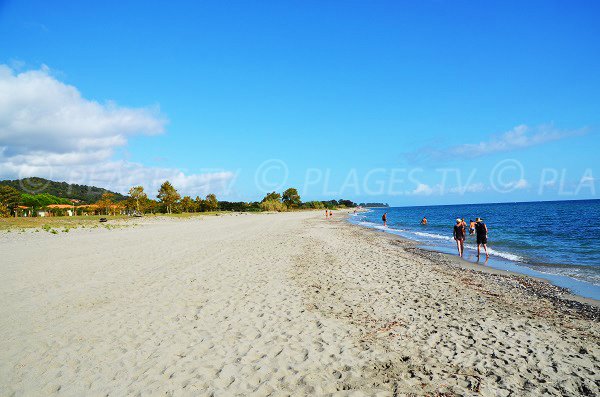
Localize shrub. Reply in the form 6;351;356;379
260;200;287;212
302;201;325;209
0;203;10;217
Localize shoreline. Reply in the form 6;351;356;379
346;216;600;313
348;212;600;303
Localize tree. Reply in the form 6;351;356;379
0;185;21;215
0;185;21;206
180;196;196;213
0;203;9;217
21;194;42;209
282;188;301;208
204;193;219;212
96;192;115;215
157;181;180;214
194;196;203;211
337;199;357;208
261;191;281;202
302;201;325;209
128;186;147;213
144;198;159;214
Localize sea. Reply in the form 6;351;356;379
349;199;600;300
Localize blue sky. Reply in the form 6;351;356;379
0;0;598;205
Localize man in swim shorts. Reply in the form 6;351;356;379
475;217;489;258
382;212;387;227
469;219;475;235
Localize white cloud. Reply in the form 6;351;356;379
405;124;586;163
0;65;165;157
410;183;435;195
447;125;584;158
502;178;529;190
0;65;236;196
448;183;485;194
408;182;487;196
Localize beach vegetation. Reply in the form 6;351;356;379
21;193;72;209
219;201;261;212
157;181;181;214
203;194;219;212
1;176;360;222
96;193;116;215
260;199;287;212
261;192;282;202
0;202;10;217
180;196;196;213
302;201;325;209
128;186;147;213
0;185;21;215
282;188;301;208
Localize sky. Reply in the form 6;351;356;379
0;0;599;205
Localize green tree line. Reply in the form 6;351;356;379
1;178;359;217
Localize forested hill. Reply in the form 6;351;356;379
0;177;127;203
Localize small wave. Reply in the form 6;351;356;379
456;242;524;262
354;219;526;262
356;221;406;234
487;248;524;262
412;231;454;242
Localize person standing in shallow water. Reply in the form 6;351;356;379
453;218;466;257
382;212;387;227
469;219;476;235
475;217;489;258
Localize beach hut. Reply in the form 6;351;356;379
46;204;76;217
15;205;32;217
76;204;99;215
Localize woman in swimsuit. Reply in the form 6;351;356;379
453;218;466;257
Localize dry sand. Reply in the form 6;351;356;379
0;211;598;396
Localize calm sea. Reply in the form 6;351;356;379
349;199;600;300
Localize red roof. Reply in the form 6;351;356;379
46;204;74;209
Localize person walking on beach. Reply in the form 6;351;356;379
325;209;329;219
453;218;466;257
382;212;387;227
329;210;333;219
475;217;489;258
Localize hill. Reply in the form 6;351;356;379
0;177;127;204
359;202;389;208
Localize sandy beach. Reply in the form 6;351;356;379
0;211;598;396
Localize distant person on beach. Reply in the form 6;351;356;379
382;212;387;227
329;210;333;218
325;210;329;219
469;219;475;235
453;218;466;257
420;217;427;225
475;217;489;258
